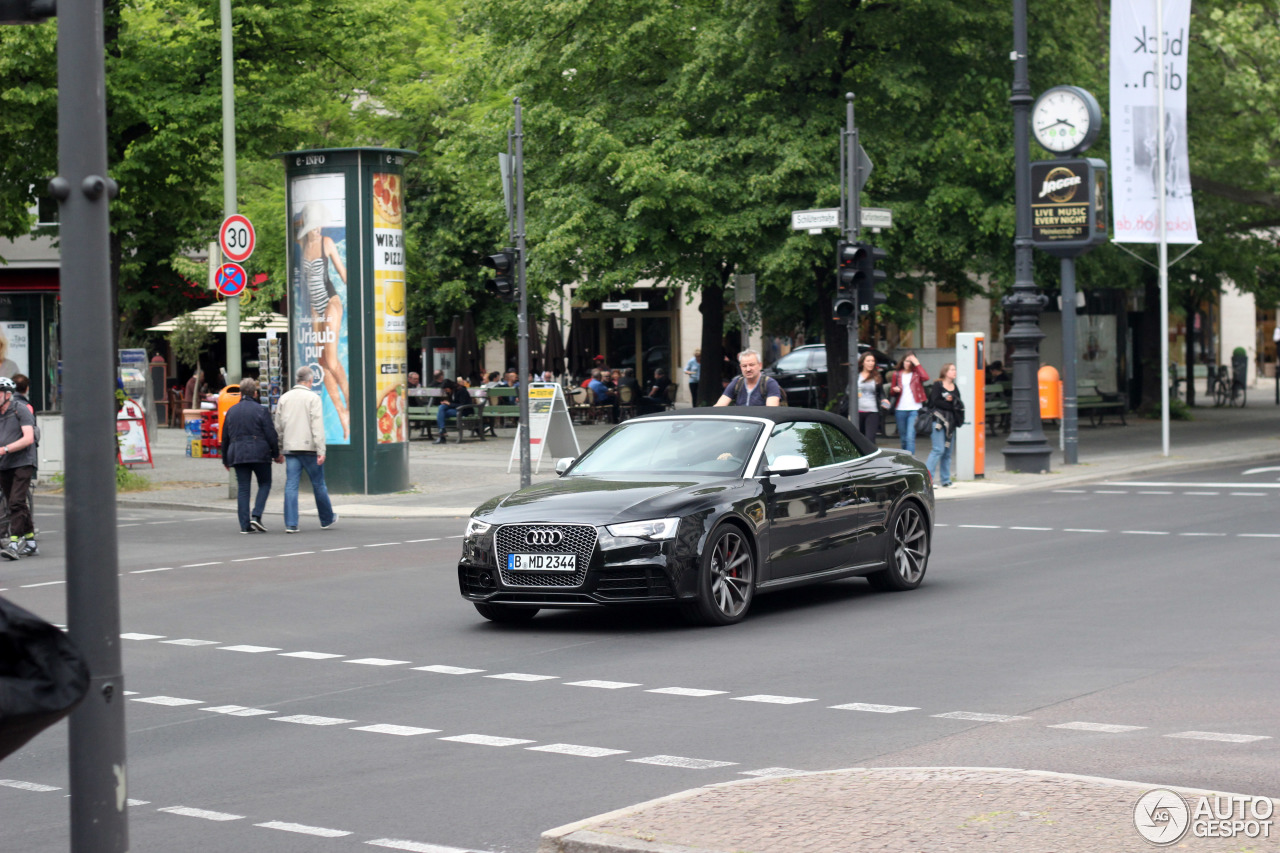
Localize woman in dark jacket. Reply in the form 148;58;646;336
924;363;964;487
222;378;282;533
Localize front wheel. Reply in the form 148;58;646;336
681;525;754;626
1213;381;1228;407
473;602;539;623
867;501;929;591
1233;385;1247;408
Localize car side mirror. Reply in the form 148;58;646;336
555;457;575;476
764;455;808;477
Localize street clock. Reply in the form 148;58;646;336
1031;86;1102;156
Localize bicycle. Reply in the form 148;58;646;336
1210;365;1247;408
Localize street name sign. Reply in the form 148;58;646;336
791;208;840;230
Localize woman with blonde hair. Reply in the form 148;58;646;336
294;201;351;439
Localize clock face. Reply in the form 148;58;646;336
1032;88;1095;153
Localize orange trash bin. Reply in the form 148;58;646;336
1038;365;1062;420
217;384;242;443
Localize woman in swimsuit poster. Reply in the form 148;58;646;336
294;200;351;439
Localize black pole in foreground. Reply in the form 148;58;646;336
844;93;860;416
53;0;130;849
1001;0;1053;473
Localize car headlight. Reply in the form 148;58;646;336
605;518;680;540
465;517;492;538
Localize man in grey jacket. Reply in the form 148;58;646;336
275;366;337;534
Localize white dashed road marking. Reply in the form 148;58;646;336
405;538;441;543
439;734;535;747
277;551;314;557
367;840;482;853
121;633;165;640
232;556;271;562
131;696;203;706
1009;526;1052;531
256;820;352;838
21;581;65;588
628;755;736;769
527;743;630;758
1121;530;1169;535
131;567;173;574
0;780;60;792
159;806;244;821
202;705;276;717
322;547;358;552
218;644;281;653
161;638;219;646
180;562;221;568
565;680;641;689
353;724;441;736
280;651;344;660
485;672;558;682
830;703;920;714
958;524;1001;529
1166;731;1271;743
272;715;357;726
1049;721;1147;733
933;711;1029;723
1063;528;1108;533
646;687;728;697
347;658;412;667
414;665;485;675
733;694;816;705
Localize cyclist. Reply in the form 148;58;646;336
0;376;37;559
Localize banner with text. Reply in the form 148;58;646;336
1109;0;1197;243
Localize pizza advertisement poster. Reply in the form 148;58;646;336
372;171;407;444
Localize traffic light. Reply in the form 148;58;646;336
480;248;518;303
854;243;888;314
833;241;858;322
0;0;55;23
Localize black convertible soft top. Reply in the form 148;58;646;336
634;406;879;456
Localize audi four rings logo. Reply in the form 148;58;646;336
525;529;563;546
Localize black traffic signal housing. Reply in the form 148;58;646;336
0;0;56;23
855;243;888;314
833;241;858;322
481;248;518;303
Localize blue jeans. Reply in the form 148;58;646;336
284;453;335;530
234;462;272;531
926;421;952;486
895;409;919;453
437;403;459;433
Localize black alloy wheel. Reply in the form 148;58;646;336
473;602;540;623
867;501;929;591
682;525;754;626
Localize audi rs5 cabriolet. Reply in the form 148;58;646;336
458;408;933;626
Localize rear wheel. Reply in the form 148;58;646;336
1233;384;1247;407
681;525;754;626
867;501;929;591
1213;380;1228;407
473;602;539;623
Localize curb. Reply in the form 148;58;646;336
538;766;1280;853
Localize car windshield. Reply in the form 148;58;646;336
773;350;811;371
569;418;764;477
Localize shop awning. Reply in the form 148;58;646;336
145;302;289;334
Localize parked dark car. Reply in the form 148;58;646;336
762;344;892;409
458;408;934;626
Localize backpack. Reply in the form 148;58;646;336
728;376;787;407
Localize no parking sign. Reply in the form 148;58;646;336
215;262;247;297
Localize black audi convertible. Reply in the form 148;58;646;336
458;408;934;626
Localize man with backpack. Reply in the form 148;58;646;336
714;349;782;407
0;376;37;559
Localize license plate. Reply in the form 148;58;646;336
507;553;576;572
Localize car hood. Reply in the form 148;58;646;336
472;476;747;525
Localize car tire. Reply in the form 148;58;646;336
473;603;539;623
681;525;754;626
866;500;929;592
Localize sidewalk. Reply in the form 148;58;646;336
47;397;1280;518
538;767;1280;853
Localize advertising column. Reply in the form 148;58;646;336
283;148;414;494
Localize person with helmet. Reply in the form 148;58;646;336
0;376;37;559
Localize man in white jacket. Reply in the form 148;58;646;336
275;366;338;533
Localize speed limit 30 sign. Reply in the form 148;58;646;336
219;214;256;263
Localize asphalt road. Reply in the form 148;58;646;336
2;457;1278;852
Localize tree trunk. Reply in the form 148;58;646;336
699;276;727;406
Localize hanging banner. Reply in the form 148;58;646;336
288;172;352;444
372;171;407;444
508;384;581;474
1109;0;1197;243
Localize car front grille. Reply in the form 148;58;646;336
495;523;597;587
